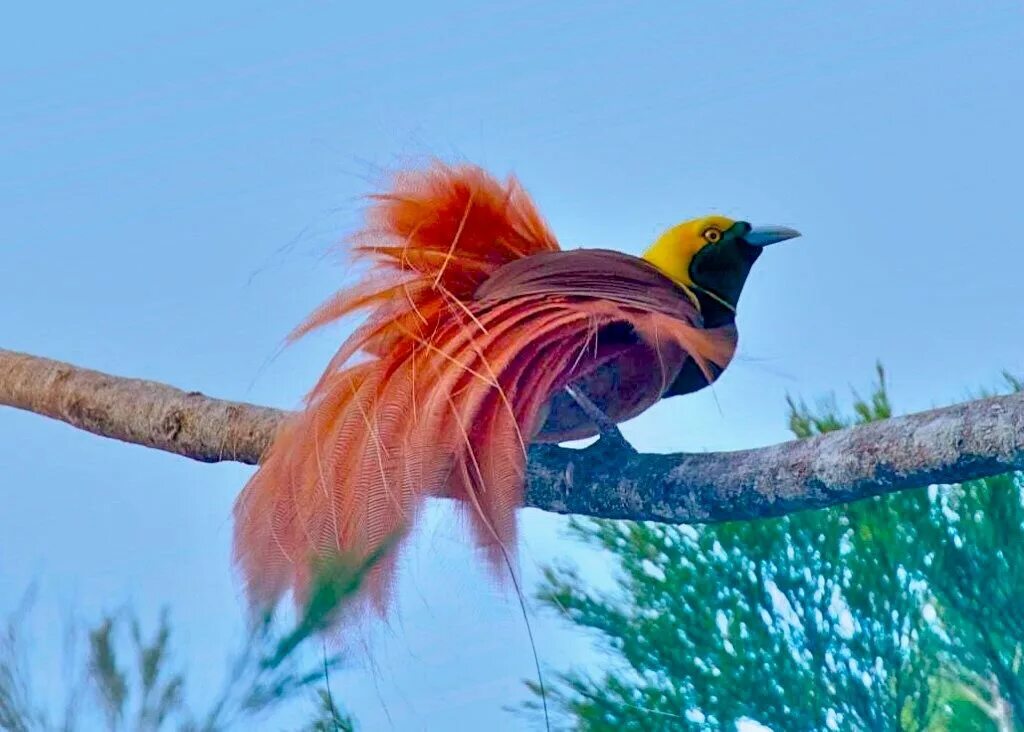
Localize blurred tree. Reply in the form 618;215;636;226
0;550;380;731
530;366;1024;731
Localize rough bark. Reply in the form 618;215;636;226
2;347;1022;524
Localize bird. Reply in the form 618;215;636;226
232;161;798;619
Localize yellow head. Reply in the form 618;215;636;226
643;215;800;318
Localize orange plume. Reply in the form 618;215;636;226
232;162;735;618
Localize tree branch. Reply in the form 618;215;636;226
2;347;1022;524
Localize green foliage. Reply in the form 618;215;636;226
0;549;381;731
300;688;355;732
84;611;184;731
266;539;395;671
0;589;52;732
532;367;1024;731
786;361;893;438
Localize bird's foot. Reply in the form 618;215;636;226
564;386;637;454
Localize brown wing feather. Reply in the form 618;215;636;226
478;248;736;441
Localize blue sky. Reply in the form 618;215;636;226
2;1;1022;728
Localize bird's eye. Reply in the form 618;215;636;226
702;227;722;243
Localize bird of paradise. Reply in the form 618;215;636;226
233;162;799;619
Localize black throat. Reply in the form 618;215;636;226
692;289;736;329
687;230;762;329
662;229;762;398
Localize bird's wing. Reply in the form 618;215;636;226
478;248;736;441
